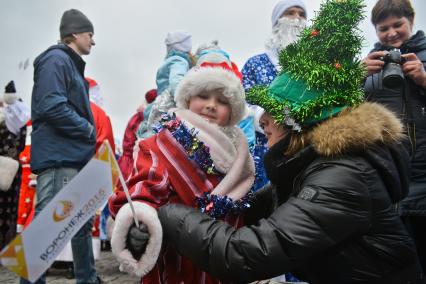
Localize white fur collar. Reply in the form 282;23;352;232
173;108;237;173
172;108;255;200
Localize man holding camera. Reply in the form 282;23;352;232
363;0;426;276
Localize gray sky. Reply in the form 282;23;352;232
1;0;425;146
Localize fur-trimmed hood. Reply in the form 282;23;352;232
311;102;404;157
263;102;409;205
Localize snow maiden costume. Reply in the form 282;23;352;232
241;0;307;193
108;64;255;283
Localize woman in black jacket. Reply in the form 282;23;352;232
158;102;421;284
127;0;424;283
363;0;426;273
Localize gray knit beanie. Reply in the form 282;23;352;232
60;9;94;38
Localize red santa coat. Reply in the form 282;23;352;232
109;109;255;284
90;102;115;152
117;111;144;181
17;145;35;232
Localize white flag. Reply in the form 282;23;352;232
0;141;119;282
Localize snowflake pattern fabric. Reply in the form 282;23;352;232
241;53;278;92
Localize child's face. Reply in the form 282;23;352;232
188;89;231;127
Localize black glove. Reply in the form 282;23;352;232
126;223;150;260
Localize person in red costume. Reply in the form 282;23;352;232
118;89;157;181
108;61;254;283
16;121;36;234
86;77;115;152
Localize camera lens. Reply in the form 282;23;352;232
382;49;404;88
383;67;404;88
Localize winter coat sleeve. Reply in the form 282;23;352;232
109;139;172;217
158;160;372;283
168;56;189;97
32;55;94;140
109;138;169;277
243;183;276;225
117;112;144;180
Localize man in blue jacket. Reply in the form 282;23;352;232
24;9;101;284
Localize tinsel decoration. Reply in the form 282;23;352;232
196;191;255;218
154;113;221;175
247;0;366;126
154;113;254;218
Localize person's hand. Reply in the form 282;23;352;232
126;223;150;260
402;53;426;89
362;51;387;76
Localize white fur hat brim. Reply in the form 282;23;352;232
3;92;18;105
111;202;162;277
175;66;247;126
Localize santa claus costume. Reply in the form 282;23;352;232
109;63;255;284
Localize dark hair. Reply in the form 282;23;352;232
371;0;415;26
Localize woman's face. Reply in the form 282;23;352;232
259;112;288;148
375;15;413;48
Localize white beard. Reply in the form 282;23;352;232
265;17;307;52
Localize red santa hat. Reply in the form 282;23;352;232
174;62;246;126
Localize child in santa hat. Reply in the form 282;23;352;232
108;59;255;283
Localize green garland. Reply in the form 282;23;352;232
248;0;367;126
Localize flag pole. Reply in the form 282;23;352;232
104;140;140;229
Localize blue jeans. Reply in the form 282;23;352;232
20;167;98;284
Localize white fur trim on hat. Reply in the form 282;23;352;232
175;67;247;126
271;0;307;27
4;92;18;105
111;202;162;277
252;105;266;133
5;101;30;135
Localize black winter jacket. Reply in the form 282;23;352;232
158;103;423;284
364;31;426;216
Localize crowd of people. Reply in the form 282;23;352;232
1;0;426;283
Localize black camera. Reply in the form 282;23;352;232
381;48;406;88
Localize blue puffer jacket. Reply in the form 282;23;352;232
156;50;191;97
31;44;96;173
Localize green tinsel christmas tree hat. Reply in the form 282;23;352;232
247;0;366;131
